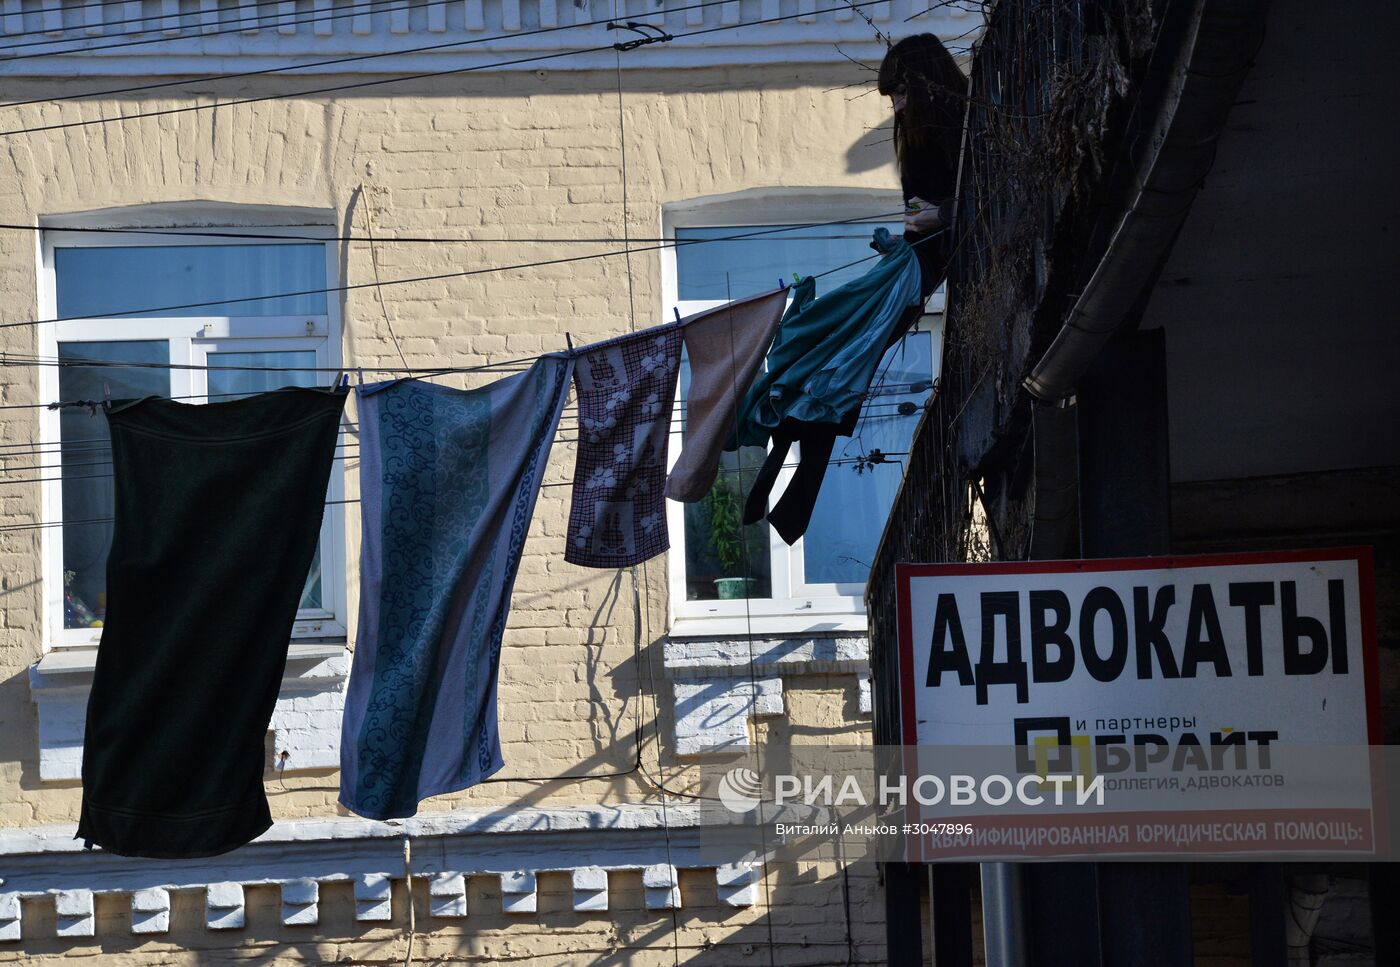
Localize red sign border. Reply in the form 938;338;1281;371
891;546;1382;861
894;545;1381;748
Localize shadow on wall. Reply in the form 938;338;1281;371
847;119;895;175
1;667;66;795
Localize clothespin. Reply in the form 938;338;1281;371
565;333;575;352
673;307;682;324
356;367;364;386
330;369;344;390
778;278;785;289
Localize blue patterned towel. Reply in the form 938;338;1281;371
340;357;571;819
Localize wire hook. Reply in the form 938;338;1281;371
606;21;673;52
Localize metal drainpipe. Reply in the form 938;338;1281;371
1022;0;1271;403
981;863;1028;967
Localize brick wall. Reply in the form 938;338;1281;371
0;65;902;962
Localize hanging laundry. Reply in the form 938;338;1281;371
728;229;923;544
564;326;683;568
733;229;922;443
664;288;788;503
77;386;348;858
341;356;571;820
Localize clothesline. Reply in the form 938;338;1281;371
0;409;924;465
45;206;937;852
0;379;932;416
0;424;919;480
0;453;910;502
0;212;911;331
0;224;889;245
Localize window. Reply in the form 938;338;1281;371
39;217;345;648
663;191;943;635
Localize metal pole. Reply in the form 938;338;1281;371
980;863;1028;967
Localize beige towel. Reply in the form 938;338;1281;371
665;288;788;502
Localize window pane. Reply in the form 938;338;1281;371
58;341;170;629
802;332;934;586
208;351;324;611
55;243;326;318
676;355;772;601
675;223;901;301
207;350;318;400
682;448;774;601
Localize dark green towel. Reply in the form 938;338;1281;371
77;387;346;858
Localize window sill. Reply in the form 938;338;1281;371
28;642;351;782
667;612;868;639
32;642;347;680
661;627;873;756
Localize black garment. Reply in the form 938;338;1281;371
742;408;859;545
77;387;347;858
902;157;958;302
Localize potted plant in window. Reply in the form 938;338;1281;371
704;478;755;599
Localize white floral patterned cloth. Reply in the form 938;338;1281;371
565;326;683;567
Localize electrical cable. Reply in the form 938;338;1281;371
0;212;905;330
0;222;889;243
0;0;788;101
0;0;390;50
0;0;913;136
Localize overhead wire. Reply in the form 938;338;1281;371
0;0;378;50
0;448;915;492
0;211;905;330
0;0;753;63
0;223;888;243
0;0;977;841
0;0;543;60
0;0;912;136
0;10;1012;945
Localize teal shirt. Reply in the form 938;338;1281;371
731;228;923;448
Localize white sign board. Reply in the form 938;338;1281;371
893;548;1380;858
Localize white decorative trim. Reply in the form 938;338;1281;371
642;864;679;910
716;861;758;907
0;894;19;943
54;890;93;938
0;804;755;940
130;888;170;934
0;0;981;76
354;874;393;922
571;867;609;912
280;879;319;926
672;677;783;756
206;882;245;930
664;634;869;678
27;646;349;782
500;871;537;914
428;873;468;918
665;633;871;753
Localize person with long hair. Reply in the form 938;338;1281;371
877;33;967;297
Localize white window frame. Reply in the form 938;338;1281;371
37;210;346;650
660;188;943;637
